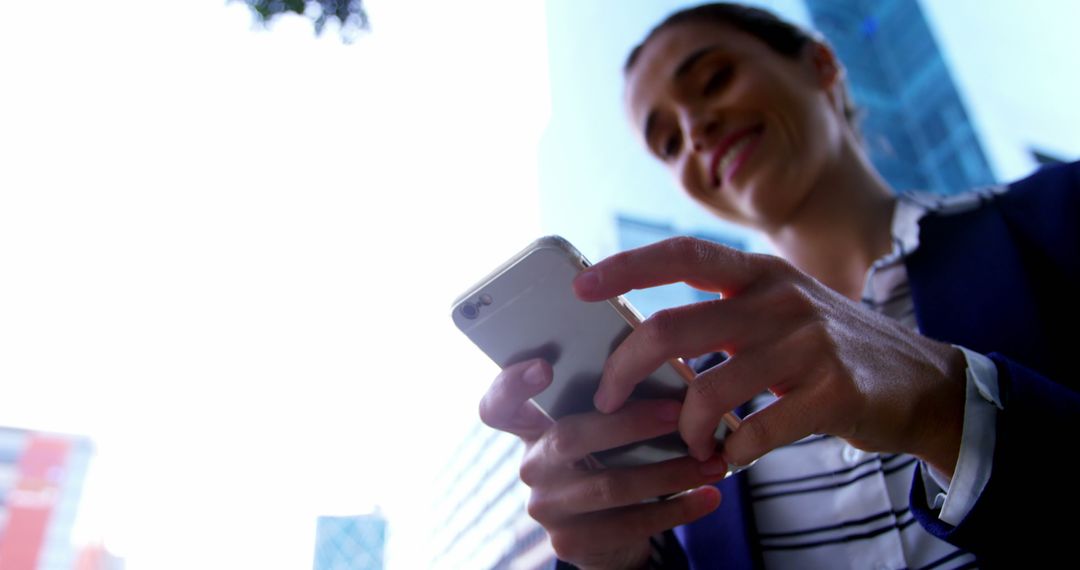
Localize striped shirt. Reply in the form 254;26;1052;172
744;187;1007;569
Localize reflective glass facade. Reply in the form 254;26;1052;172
807;0;996;194
313;513;386;570
428;424;553;569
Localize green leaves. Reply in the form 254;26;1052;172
239;0;369;42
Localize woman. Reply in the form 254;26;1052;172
479;4;1079;568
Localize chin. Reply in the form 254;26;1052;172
732;193;791;232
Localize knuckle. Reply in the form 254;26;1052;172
477;394;501;429
746;253;796;287
670;236;713;266
584;473;620;506
644;308;678;348
755;252;794;276
769;282;814;320
546;421;582;461
690;374;719;403
738;416;770;454
795;320;833;355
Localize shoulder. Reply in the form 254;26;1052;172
994;161;1080;272
1002;160;1080;197
914;161;1080;255
995;160;1080;217
908;160;1080;221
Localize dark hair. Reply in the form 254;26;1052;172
626;3;858;126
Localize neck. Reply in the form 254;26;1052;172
766;143;896;301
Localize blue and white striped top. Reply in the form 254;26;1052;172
744;187;1007;570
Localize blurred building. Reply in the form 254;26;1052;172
73;543;124;570
805;0;996;194
0;426;93;570
313;512;386;570
429;1;1011;567
427;423;552;570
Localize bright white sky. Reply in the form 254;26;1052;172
0;1;548;568
3;1;1079;569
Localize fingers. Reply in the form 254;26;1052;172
479;359;554;441
594;280;816;413
679;327;823;459
721;391;818;467
547;486;721;565
592;301;724;413
593;296;774;413
528;455;729;521
520;399;683;483
518;399;724;568
573;236;781;301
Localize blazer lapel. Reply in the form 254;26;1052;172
675;471;762;570
906;202;1048;372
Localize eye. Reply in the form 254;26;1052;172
661;134;682;159
702;65;734;96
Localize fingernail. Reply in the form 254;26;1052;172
656;402;681;423
575;270;599;295
720;450;741;470
593;389;610;413
700;456;728;477
522;361;546;386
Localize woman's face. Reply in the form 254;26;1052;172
624;21;846;231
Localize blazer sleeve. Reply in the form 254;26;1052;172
909;351;1080;560
907;162;1080;563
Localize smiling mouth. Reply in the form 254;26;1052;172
710;124;765;188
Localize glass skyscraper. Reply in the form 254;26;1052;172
312;513;386;570
806;0;996;194
427;423;553;569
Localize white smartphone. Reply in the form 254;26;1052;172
452;235;740;468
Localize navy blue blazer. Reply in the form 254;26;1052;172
559;161;1080;568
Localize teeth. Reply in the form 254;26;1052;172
716;136;753;183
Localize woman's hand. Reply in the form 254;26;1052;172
574;237;967;478
479;359;726;569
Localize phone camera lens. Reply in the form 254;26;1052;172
461;302;479;320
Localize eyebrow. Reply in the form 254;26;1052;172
642;46;722;141
674;46;719;79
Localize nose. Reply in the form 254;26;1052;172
684;112;722;154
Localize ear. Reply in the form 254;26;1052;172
806;41;848;118
808;41;841;90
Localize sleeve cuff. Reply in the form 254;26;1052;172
918;346;1002;525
